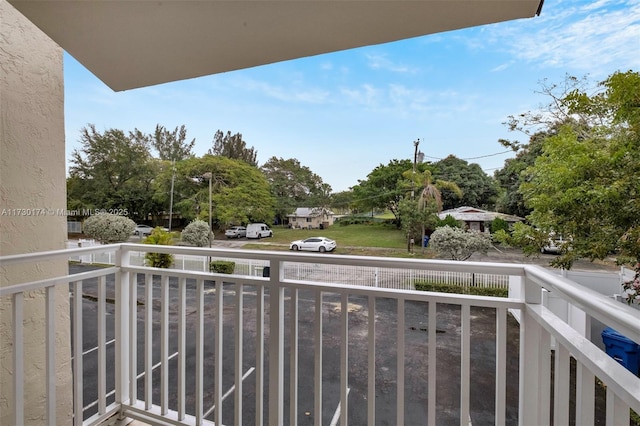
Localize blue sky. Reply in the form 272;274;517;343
64;0;640;192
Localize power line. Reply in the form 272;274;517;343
423;149;513;162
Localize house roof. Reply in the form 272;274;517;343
438;206;524;223
8;0;543;91
288;207;334;218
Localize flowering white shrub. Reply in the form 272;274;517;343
429;226;493;261
181;219;212;247
82;213;135;244
622;264;640;305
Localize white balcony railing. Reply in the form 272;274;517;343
2;243;639;425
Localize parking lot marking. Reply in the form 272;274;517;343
329;387;350;426
83;351;179;413
203;367;255;419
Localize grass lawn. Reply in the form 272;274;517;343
242;223;436;258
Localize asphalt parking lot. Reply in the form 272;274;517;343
72;262;521;425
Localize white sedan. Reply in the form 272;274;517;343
134;224;154;236
289;237;336;253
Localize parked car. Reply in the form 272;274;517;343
134;224;154;236
225;226;247;238
541;235;571;254
134;225;169;237
246;223;273;239
289;237;336;253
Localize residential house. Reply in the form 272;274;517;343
438;206;524;232
287;207;335;229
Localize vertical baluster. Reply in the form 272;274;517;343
177;277;186;420
46;286;56;425
160;275;169;415
73;281;83;426
606;386;629;425
195;279;204;424
144;274;153;410
129;272;138;404
428;301;436;426
115;249;131;415
575;362;594;425
341;293;349;425
553;344;570;425
314;290;323;426
495;307;507;426
538;329;551;424
235;283;244;425
13;293;24;426
255;285;265;426
519;275;542;425
98;275;107;414
367;296;376;425
269;262;284;426
290;288;299;426
397;298;405;425
460;304;470;426
215;279;223;426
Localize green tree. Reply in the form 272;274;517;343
519;70;640;270
397;197;437;248
330;190;356;213
174;155;275;227
147;124;195;161
494;131;555;217
68;124;156;222
351;159;414;221
490;217;510;234
431;155;498;210
437;214;461;229
402;168;462;251
209;130;258;166
260;157;330;224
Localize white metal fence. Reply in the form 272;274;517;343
66;241;509;290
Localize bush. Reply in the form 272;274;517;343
429;226;493;261
144;228;174;268
436;214;461;229
181;219;211;247
82;213;135;244
490;217;510;234
209;260;235;274
414;281;508;297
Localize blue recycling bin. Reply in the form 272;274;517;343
601;327;640;376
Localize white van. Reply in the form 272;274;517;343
246;223;273;239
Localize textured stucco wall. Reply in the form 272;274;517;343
0;0;73;423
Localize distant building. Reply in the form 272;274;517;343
287;207;335;229
438;206;524;233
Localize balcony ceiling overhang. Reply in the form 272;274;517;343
8;0;543;92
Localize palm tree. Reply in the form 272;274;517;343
415;169;462;213
402;169;463;251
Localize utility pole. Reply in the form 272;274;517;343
168;159;176;231
409;138;420;252
412;138;420;199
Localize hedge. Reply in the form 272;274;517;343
414;281;508;298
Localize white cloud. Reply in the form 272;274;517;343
231;77;331;104
473;0;640;76
365;53;416;73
